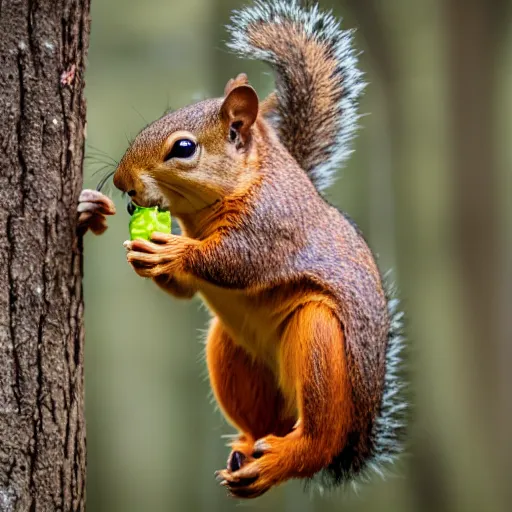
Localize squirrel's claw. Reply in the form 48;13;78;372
216;439;277;499
228;451;246;472
217;434;293;498
79;189;116;214
216;460;271;499
125;234;199;278
77;189;116;236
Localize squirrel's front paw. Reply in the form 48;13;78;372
124;232;198;278
77;189;116;235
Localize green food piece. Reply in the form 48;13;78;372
129;205;171;241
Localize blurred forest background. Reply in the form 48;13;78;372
82;0;512;511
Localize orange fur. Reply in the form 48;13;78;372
206;317;296;441
214;303;353;498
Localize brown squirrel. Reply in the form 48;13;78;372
78;0;406;499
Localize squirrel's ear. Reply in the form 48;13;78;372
221;80;259;148
224;73;250;96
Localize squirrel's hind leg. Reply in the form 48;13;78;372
218;303;354;499
206;318;295;473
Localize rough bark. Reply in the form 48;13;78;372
0;1;90;510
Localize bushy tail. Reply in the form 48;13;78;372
227;0;365;191
369;278;408;473
328;272;409;488
312;273;408;491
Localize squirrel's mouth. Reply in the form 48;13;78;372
126;200;169;216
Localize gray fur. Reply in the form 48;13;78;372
360;275;408;483
227;0;366;190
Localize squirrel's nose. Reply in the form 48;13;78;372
113;167;135;194
112;169;125;192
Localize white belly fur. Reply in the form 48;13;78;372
198;282;286;371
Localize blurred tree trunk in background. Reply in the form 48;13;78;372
347;0;511;511
446;0;511;508
0;1;90;510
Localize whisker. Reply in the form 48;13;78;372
90;164;115;179
86;144;116;158
96;170;116;192
84;155;114;165
86;144;119;166
131;105;148;125
85;151;115;165
124;133;134;147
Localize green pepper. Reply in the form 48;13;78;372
129;205;171;241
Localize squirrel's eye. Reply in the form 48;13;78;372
165;139;196;160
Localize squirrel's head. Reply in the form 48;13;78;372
113;74;265;217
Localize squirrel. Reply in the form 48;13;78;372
78;0;406;499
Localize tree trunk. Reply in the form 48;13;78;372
0;1;90;510
446;1;510;509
